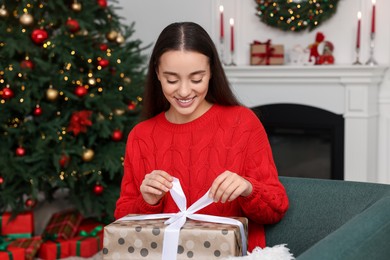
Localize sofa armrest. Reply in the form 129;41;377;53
298;196;390;260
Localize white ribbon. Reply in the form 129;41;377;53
116;177;247;260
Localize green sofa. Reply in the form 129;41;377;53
265;177;390;260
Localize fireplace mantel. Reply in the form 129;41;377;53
224;65;389;183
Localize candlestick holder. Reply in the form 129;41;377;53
219;38;227;65
227;50;236;66
353;47;362;65
365;33;378;66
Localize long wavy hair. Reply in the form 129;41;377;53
140;22;241;120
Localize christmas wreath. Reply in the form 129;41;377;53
255;0;340;32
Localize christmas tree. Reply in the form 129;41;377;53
0;0;146;220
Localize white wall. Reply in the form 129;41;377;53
116;0;390;66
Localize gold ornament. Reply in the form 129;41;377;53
71;2;82;12
82;148;95;162
46;87;59;101
123;77;132;84
116;33;125;44
114;109;125;116
19;13;34;26
0;5;9;18
106;30;118;41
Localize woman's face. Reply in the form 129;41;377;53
157;50;212;124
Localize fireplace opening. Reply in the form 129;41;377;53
252;104;344;180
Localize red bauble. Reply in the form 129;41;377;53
128;102;136;111
99;43;108;51
31;29;48;44
25;198;36;208
33;106;42;116
66;18;80;33
59;154;70;168
98;58;109;68
93;184;104;195
111;129;123;141
97;0;107;8
75;85;88;97
0;176;4;185
1;87;14;99
20;60;34;69
15;146;26;157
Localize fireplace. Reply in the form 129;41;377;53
224;65;387;183
253;103;344;180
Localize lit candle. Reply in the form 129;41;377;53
230;18;234;52
371;0;376;34
219;5;224;39
357;11;361;48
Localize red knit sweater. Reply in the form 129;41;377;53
115;104;289;251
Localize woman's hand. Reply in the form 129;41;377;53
209;171;253;203
140;170;173;205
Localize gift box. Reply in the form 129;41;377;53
37;239;71;260
42;209;83;240
69;218;104;258
0;246;25;260
9;236;43;260
103;216;248;259
0;211;34;238
250;40;284;65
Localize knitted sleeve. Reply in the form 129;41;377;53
114;125;164;219
238;110;289;224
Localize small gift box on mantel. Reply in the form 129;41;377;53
250;40;284;65
103;178;248;260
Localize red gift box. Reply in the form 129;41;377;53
37;239;71;260
42;209;83;240
9;236;43;260
69;218;103;257
250;40;284;65
0;247;25;260
0;211;34;237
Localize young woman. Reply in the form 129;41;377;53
114;22;289;251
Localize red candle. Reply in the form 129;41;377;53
371;0;376;33
230;18;234;52
219;5;224;39
357;11;361;48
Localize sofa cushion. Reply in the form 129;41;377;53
265;177;390;257
298;196;390;260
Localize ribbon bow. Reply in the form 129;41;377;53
117;177;247;260
79;225;103;237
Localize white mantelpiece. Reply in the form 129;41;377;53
224;65;389;183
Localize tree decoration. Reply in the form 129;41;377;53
67;110;93;136
97;58;109;68
1;87;14;99
20;59;34;69
106;30;118;41
59;154;70;168
46;87;59;101
71;1;82;12
0;5;8;18
33;105;42;116
93;183;104;195
74;85;88;97
254;0;340;32
111;129;123;141
66;18;80;33
97;0;108;8
82;148;95;162
31;29;48;44
25;198;37;208
15;146;26;157
20;13;34;26
0;176;4;185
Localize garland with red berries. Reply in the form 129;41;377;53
255;0;340;32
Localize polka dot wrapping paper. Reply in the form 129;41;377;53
103;216;248;259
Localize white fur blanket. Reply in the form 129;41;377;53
225;244;295;260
